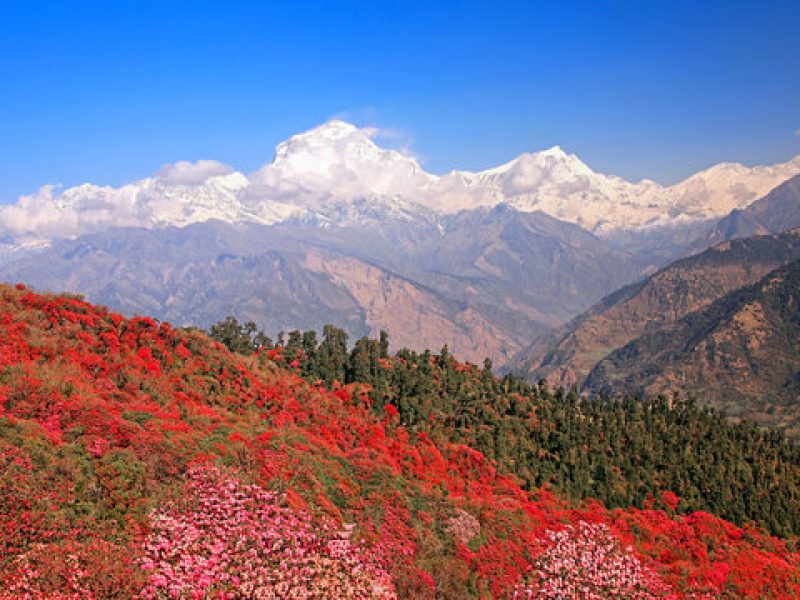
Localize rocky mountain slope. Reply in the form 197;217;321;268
510;229;800;387
0;208;644;366
585;258;800;436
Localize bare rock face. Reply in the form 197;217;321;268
303;251;515;364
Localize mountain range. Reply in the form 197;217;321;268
507;173;800;434
2;121;800;368
0;209;644;365
3;120;800;245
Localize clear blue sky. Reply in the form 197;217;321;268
1;0;799;203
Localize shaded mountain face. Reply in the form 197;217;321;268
585;258;800;436
691;173;800;249
0;207;644;366
509;230;800;387
0;222;366;335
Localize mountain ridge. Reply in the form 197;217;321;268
3;119;799;245
0;208;645;366
691;173;800;249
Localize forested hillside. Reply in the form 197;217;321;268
211;318;800;538
2;284;800;598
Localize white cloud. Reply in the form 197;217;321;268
362;125;420;162
360;126;381;138
156;159;234;185
0;182;144;242
327;109;420;163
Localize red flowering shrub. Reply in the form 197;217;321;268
1;538;143;599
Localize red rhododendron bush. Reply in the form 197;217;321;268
1;283;799;598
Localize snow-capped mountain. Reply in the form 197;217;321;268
2;119;799;245
433;150;800;233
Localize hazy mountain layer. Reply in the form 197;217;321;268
0;208;644;365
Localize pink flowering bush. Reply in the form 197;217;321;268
515;521;675;599
140;465;395;599
445;508;481;545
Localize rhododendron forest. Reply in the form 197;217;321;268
2;283;800;598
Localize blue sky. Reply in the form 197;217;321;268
1;0;798;202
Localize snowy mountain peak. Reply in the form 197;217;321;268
539;145;568;158
273;120;363;159
485;145;590;178
668;154;800;218
293;119;360;142
268;120;424;177
250;121;431;213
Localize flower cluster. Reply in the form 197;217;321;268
140;465;395;599
516;521;674;599
445;508;481;545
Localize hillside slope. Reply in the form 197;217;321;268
585;258;800;436
2;284;800;597
510;229;800;388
